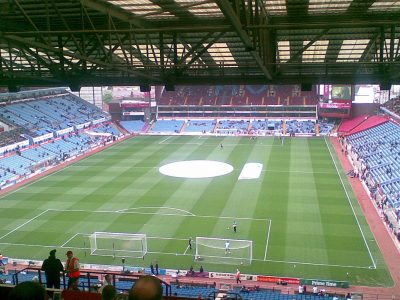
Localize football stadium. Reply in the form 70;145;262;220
0;1;399;300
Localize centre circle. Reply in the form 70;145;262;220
159;160;233;179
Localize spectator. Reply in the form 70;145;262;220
298;285;303;294
235;269;241;284
189;266;194;276
8;281;46;300
41;249;64;289
150;263;154;275
99;274;113;294
128;275;163;300
312;285;318;295
102;285;117;300
65;250;80;290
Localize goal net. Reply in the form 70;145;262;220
195;237;252;265
89;232;147;258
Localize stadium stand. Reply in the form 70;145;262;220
0;154;35;176
383;97;400;115
151;120;185;133
285;120;315;135
343;121;400;234
185;120;216;133
159;85;318;106
147;119;332;136
216;120;250;134
20;147;56;163
0;128;28;148
89;123;122;136
0;94;109;138
318;122;335;136
251;119;269;131
0;89;125;189
120;120;146;133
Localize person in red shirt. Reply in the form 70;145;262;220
65;250;80;290
235;269;242;284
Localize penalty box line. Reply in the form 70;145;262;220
1;210;312;267
42;208;272;222
0;240;377;270
0;209;50;241
264;219;272;261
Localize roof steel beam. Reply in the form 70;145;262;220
216;0;272;80
286;29;329;64
0;33;161;82
80;0;144;28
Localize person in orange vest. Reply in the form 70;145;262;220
65;250;80;290
235;269;242;284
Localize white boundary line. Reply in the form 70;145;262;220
262;169;336;175
259;258;374;270
42;208;271;221
0;209;50;241
159;136;173;144
61;233;80;247
161;143;281;147
183;245;190;255
1;205;375;269
264;220;272;261
116;206;195;216
0;240;375;269
324;137;377;268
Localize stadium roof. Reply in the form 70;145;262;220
0;0;399;87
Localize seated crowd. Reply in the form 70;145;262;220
341;120;400;242
144;119;333;136
0;89;124;189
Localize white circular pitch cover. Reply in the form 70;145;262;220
159;160;233;179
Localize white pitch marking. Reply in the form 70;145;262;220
159;136;173;144
183;245;190;255
264;220;272;261
47;208;270;221
324;137;377;269
261;169;336;175
61;233;80;247
117;206;195;216
257;258;375;270
0;209;50;241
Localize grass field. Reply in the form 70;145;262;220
0;136;393;287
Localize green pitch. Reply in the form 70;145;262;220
0;136;392;287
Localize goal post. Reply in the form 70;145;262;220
89;232;147;258
195;237;252;265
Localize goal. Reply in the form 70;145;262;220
89;232;147;258
195;237;252;265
